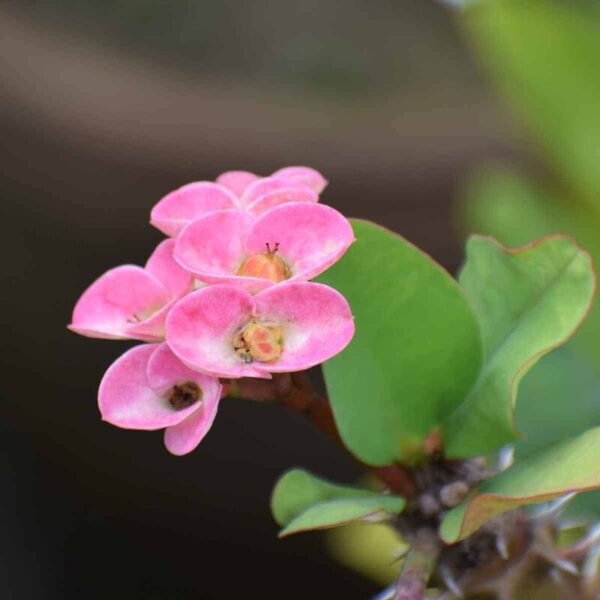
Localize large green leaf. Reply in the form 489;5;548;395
271;469;405;537
441;427;600;543
318;219;483;465
464;0;600;211
444;235;595;458
459;164;600;366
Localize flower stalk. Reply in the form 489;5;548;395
393;529;440;600
227;372;417;498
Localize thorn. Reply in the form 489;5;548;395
567;522;600;556
496;445;515;472
543;554;579;575
583;545;600;578
439;565;462;597
496;535;509;560
548;567;564;584
532;492;576;521
372;585;395;600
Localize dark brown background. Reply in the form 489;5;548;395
1;2;523;598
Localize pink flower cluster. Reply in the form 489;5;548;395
69;167;355;455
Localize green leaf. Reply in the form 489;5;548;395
464;0;600;211
444;235;595;458
515;349;600;459
318;219;483;465
459;164;600;366
271;469;405;537
515;348;600;520
441;426;600;543
458;169;600;517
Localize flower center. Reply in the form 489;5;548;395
168;381;203;410
236;243;291;283
232;320;283;364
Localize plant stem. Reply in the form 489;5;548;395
226;373;416;497
393;529;440;600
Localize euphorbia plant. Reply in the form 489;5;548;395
70;165;600;599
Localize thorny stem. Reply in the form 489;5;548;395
227;373;600;599
393;529;440;600
226;372;416;498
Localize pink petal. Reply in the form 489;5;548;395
165;285;269;379
145;239;193;298
124;240;195;340
271;166;328;193
246;185;318;217
146;342;222;399
150;182;237;236
69;265;171;341
163;396;220;455
253;282;355;373
244;203;355;283
174;209;272;293
238;176;314;209
98;344;201;430
124;303;170;340
215;170;260;197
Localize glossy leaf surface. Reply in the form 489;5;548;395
319;219;483;465
271;469;405;537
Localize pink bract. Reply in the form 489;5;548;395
69;239;192;341
174;202;355;293
271;166;328;194
150;182;238;237
165;282;355;379
215;171;260;197
99;343;222;455
217;166;327;196
151;166;326;236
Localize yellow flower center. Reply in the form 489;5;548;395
232;321;283;364
236;243;291;283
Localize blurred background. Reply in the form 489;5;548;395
3;0;600;598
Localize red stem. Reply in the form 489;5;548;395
226;373;416;498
